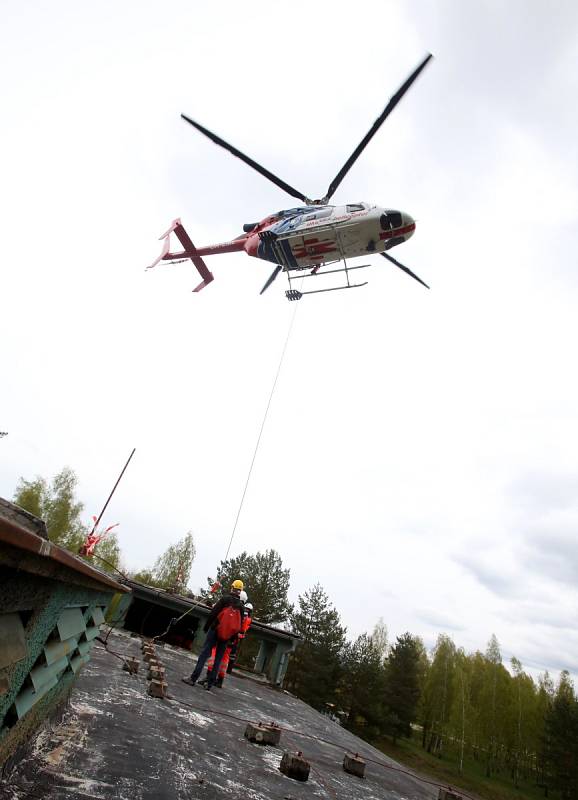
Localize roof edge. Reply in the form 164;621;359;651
0;502;128;593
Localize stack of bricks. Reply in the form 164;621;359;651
141;640;167;699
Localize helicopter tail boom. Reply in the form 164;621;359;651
147;219;247;292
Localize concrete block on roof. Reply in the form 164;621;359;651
148;679;167;699
244;721;282;746
343;753;365;778
279;751;310;782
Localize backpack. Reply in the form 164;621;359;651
216;605;242;642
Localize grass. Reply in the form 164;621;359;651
371;735;552;800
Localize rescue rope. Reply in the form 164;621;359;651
222;295;302;567
144;299;303;651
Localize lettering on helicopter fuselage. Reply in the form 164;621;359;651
301;210;367;229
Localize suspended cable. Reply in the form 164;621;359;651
221;297;302;566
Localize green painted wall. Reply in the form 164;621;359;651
0;570;116;768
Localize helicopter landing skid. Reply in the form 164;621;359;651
284;262;370;301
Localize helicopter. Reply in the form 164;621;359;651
148;54;432;300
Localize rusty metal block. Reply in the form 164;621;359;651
147;679;167;699
143;650;157;663
343;753;365;778
438;790;462;800
123;657;140;675
279;751;310;782
244;721;281;746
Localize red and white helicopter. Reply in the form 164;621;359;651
149;54;432;300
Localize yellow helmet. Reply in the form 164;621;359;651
231;579;244;591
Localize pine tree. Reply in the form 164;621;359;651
285;583;346;710
383;633;423;743
544;671;578;799
342;633;386;737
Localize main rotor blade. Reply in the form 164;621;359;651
381;251;430;289
181;114;310;204
323;54;433;203
260;265;282;295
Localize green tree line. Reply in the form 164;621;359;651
284;590;578;799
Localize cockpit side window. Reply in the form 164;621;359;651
346;203;365;213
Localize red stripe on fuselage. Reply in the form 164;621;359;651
379;222;416;241
292;240;337;260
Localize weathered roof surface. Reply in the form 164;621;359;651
3;631;440;800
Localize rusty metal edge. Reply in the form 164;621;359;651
0;517;128;593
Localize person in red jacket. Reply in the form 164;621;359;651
202;596;252;687
226;601;253;676
182;579;244;691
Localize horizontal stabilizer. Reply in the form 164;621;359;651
148;218;214;291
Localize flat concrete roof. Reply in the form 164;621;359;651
3;629;447;799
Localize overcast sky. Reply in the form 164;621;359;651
2;0;578;682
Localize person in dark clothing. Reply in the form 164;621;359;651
182;580;244;691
